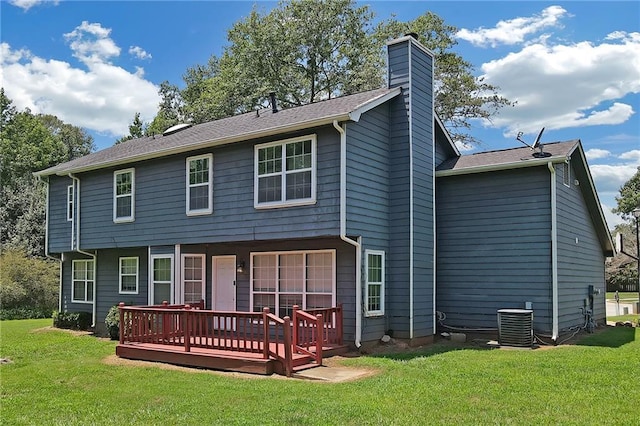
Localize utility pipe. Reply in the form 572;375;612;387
547;162;559;342
333;120;362;348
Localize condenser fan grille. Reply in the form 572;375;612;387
497;309;533;347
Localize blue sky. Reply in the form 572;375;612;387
1;1;639;227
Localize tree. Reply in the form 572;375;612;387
116;112;145;144
613;167;640;218
175;0;510;144
145;81;185;136
0;90;93;257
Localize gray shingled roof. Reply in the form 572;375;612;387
436;140;579;174
36;87;398;177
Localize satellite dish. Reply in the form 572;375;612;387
532;127;545;149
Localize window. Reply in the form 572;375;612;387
186;154;213;215
182;254;205;305
72;259;94;303
365;250;385;316
151;255;173;305
251;250;334;317
255;135;316;208
67;185;74;221
119;257;139;294
114;169;135;222
562;162;571;187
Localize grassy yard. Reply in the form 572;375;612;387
606;292;639;301
1;319;639;425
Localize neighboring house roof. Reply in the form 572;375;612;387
436;140;614;256
35;87;401;177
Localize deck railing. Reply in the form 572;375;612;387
118;301;343;377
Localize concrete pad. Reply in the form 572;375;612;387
293;365;375;382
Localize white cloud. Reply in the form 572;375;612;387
456;5;568;47
9;0;58;11
619;150;640;161
590;163;639;195
129;46;152;60
601;203;625;229
0;22;160;137
585;149;611;160
481;30;640;135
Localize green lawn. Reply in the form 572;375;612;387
1;319;639;425
606;292;639;301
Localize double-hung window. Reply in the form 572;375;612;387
255;135;316;208
67;185;74;221
182;254;205;305
151;255;173;305
186;154;213;215
114;168;134;222
251;250;334;317
365;250;385;316
72;259;94;303
119;257;139;294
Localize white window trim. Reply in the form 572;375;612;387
186;154;213;216
365;250;385;317
71;259;94;304
254;134;317;209
119;257;139;295
67;185;74;222
249;249;336;315
149;254;174;305
181;253;206;305
113;168;135;223
562;162;571;188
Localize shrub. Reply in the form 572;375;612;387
105;305;121;340
0;307;53;320
53;311;92;330
0;249;58;312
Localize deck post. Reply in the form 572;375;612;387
292;305;300;349
262;307;270;359
283;316;292;377
316;314;323;366
337;303;343;345
118;302;125;344
184;304;191;352
162;301;169;342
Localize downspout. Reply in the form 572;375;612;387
38;176;63;312
69;173;97;328
547;162;559;342
333;120;362;348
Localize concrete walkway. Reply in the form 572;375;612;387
293;364;375;382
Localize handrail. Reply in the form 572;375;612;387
304;304;343;345
263;307;292;377
292;306;323;366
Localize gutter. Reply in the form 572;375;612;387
547;162;559;342
436;156;567;177
333;120;362;348
69;173;98;328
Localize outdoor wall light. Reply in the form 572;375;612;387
236;260;245;273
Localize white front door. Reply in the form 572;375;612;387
212;256;237;330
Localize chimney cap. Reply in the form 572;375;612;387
405;32;419;40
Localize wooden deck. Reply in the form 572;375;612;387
116;303;345;376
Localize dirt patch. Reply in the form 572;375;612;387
31;326;94;337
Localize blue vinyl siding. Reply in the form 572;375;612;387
385;38;435;339
47;128;341;251
555;162;606;328
48;175;73;253
436;168;554;332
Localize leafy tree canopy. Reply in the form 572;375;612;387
613;167;640;218
148;0;510;145
0;89;94;256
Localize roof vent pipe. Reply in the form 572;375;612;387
269;92;278;113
